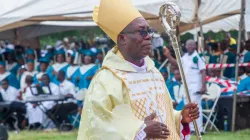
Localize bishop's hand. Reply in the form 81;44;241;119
144;113;170;139
181;103;199;124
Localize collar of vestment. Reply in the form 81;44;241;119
102;46;155;72
127;60;147;73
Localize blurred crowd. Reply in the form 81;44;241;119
0;36;110;131
0;32;250;132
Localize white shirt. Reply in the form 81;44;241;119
59;80;76;103
181;50;205;94
0;86;19;102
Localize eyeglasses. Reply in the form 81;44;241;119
121;28;154;38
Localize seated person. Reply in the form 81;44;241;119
237;66;250;94
22;75;45;129
36;74;60;128
50;71;78;130
0;79;26;130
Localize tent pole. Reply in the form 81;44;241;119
199;21;205;56
232;0;245;132
14;28;20;45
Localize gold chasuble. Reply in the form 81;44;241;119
77;0;182;139
77;48;182;140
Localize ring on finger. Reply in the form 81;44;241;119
161;131;165;135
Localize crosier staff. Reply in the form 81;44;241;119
159;2;202;140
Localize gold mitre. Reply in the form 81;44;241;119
93;0;142;43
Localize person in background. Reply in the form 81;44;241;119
17;65;26;85
172;69;185;111
25;48;36;60
34;57;50;84
23;75;45;129
91;48;108;74
160;67;168;81
0;79;19;102
25;48;39;71
237;66;250;94
16;55;25;69
220;40;236;78
209;42;221;63
243;40;250;63
65;50;80;88
229;44;237;55
46;49;69;85
161;68;175;101
5;46;19;76
225;32;236;46
202;41;212;64
238;67;247;81
95;48;107;67
76;50;96;90
238;41;247;63
0;61;19;89
149;47;161;69
165;39;206;134
42;45;53;61
20;59;38;91
53;70;78;131
36;74;60;119
245;61;250;76
168;64;177;82
0;79;26;130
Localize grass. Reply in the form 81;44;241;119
9;130;78;140
191;129;250;140
8;129;250;140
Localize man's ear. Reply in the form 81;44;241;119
117;34;126;45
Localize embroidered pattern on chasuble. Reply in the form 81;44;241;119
111;68;180;140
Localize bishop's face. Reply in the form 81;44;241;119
123;17;152;60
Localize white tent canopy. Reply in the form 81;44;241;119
0;0;246;39
182;15;240;35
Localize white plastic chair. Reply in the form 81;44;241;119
202;83;221;133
